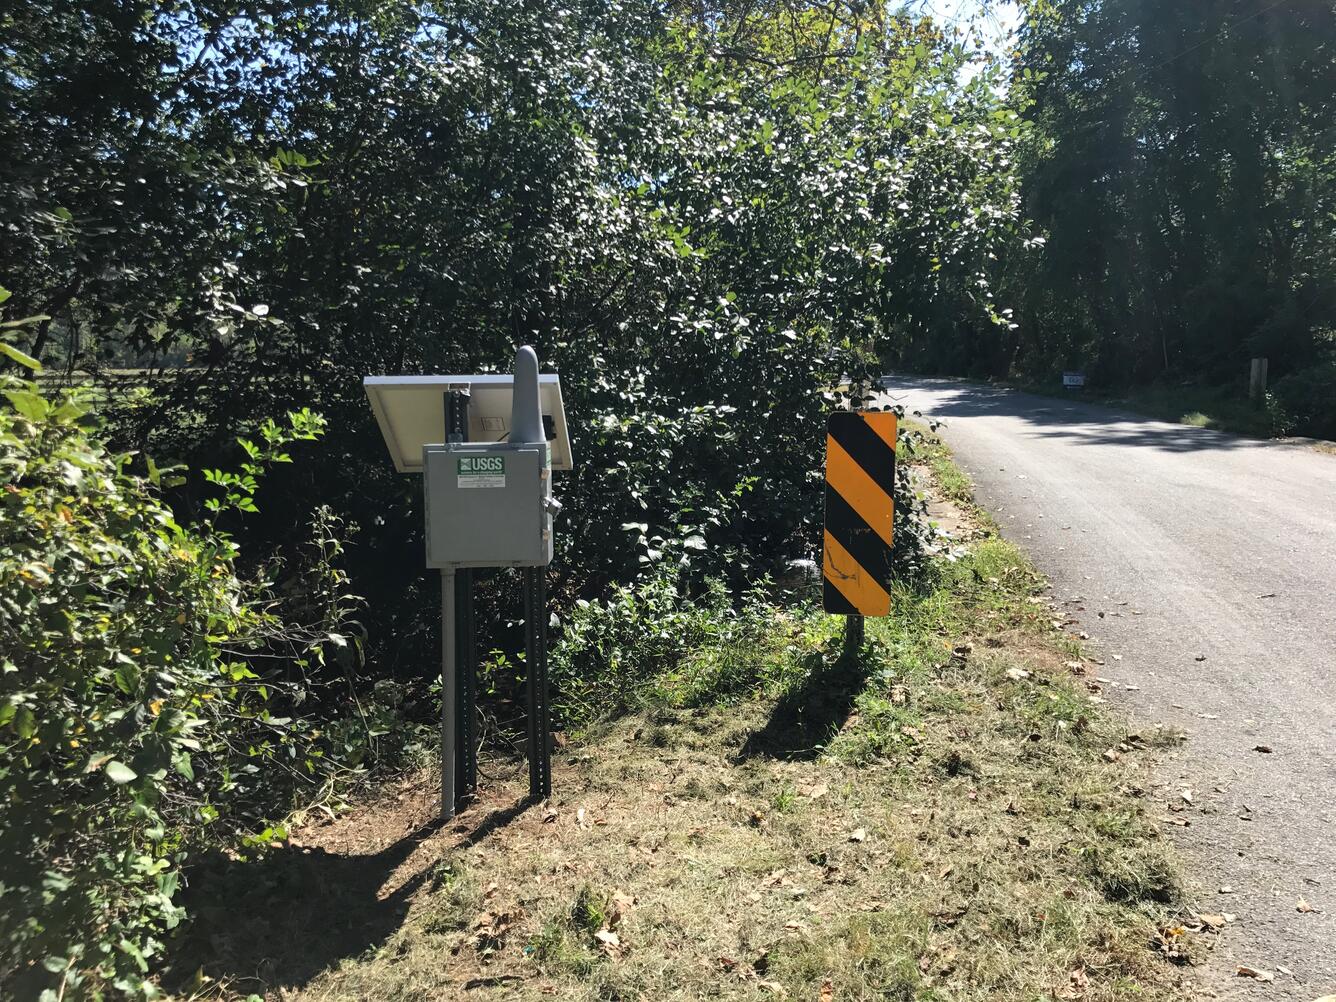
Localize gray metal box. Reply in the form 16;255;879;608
423;443;553;568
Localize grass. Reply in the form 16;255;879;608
1009;378;1282;438
180;447;1197;1002
1101;383;1279;437
902;418;989;514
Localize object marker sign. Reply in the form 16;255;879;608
822;411;896;616
457;455;505;488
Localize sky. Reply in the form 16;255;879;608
920;0;1022;51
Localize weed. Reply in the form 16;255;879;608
529;921;596;978
570;885;608;935
770;784;797;813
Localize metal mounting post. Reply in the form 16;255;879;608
440;566;457;819
456;571;476;805
445;388;477;809
523;566;552;801
844;614;865;657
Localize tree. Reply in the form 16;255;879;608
1010;0;1336;390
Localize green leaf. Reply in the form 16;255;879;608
0;314;50;329
0;286;11;304
0;342;42;372
5;389;50;420
13;706;36;739
105;761;138;785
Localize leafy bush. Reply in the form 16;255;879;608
546;410;936;728
1272;359;1336;439
0;5;1025;683
0;355;367;998
547;564;790;728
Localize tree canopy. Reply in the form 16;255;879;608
1005;0;1336;401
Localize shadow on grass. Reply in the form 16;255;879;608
169;795;530;996
736;636;872;761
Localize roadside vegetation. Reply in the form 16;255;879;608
196;445;1194;1002
1003;379;1291;440
3;4;1020;995
4;0;1324;997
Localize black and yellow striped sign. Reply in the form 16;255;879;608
822;411;896;616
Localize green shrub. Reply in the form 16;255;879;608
1272;359;1336;440
547;564;798;727
0;359;364;998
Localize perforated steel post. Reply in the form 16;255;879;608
445;389;477;808
523;566;552;800
439;566;456;819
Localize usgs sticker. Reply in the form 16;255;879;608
457;455;505;488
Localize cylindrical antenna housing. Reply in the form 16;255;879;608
510;345;544;445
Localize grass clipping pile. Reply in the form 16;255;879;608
227;498;1195;1002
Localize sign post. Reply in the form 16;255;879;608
822;410;897;644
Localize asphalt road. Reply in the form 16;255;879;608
882;377;1336;1000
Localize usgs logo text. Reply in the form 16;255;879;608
458;456;505;474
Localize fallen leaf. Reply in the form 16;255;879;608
758;981;786;996
819;979;834;1002
594;929;620;947
576;807;587;827
1180;789;1194;804
761;869;792;888
610;889;635;926
807;783;829;800
542;807;558;823
1297;897;1318;913
1005;667;1031;681
1053;967;1090;999
1236;966;1274;983
471;907;525;952
1220;885;1235;894
1254;745;1274;754
1102;748;1121;763
848;828;867;843
1195;913;1228;930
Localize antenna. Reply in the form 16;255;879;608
510;345;543;446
